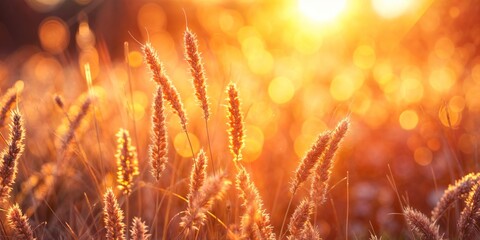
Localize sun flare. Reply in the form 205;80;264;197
298;0;347;22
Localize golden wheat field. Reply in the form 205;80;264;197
0;0;479;239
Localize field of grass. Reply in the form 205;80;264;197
0;0;479;239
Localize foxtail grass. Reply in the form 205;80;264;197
287;199;313;240
0;81;22;129
404;206;444;240
300;222;321;240
149;86;168;181
431;172;480;222
457;182;480;239
7;204;35;240
309;118;349;206
103;188;126;240
179;172;231;237
143;42;188;131
184;28;216;175
184;28;210;120
59;96;91;152
290;131;331;194
130;217;150;240
0;110;25;202
236;165;275;240
226;83;244;163
115;128;139;195
187;149;208;205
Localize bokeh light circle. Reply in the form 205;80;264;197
38;17;69;54
399;109;418;130
268;77;295;104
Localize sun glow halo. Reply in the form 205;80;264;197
298;0;347;22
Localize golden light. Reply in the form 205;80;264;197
38;17;69;54
76;21;95;50
330;75;355;101
438;105;461;128
414;147;432;166
353;45;376;69
399;109;418;130
128;51;144;68
243;124;264;162
174;132;200;158
458;134;476;154
429;67;456;93
268;77;295;104
372;0;413;19
298;0;347;22
26;0;64;12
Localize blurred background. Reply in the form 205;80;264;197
1;0;479;238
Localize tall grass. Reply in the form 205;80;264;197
3;20;476;240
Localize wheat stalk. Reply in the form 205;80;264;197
7;204;35;240
130;217;150;240
226;83;244;162
309;118;349;207
143;42;188;131
236;166;275;240
0;110;25;202
104;188;126;240
404;206;444;240
149;86;169;181
184;28;210;120
431;172;480;222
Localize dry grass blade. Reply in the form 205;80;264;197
7;203;35;240
149;86;168;181
226;82;244;162
457;182;480;239
236;166;276;240
143;42;188;131
404;206;444;240
184;28;210;120
130;217;150;240
290;131;331;193
104;188;126;240
0;110;25;202
310;118;349;207
431;172;480;222
116;128;139;195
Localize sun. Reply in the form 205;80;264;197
298;0;347;22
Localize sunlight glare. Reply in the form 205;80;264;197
298;0;347;22
372;0;413;19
